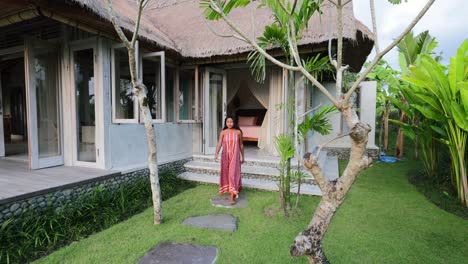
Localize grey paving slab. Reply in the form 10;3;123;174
211;194;247;208
183;214;237;232
138;242;217;264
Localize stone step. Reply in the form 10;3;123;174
193;153;302;168
184;160;315;183
179;172;322;196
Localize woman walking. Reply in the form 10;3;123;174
214;115;244;205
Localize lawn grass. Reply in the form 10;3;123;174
36;161;468;264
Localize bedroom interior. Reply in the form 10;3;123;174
226;68;269;148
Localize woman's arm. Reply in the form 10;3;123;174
214;131;224;161
239;130;245;163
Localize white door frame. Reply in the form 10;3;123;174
203;67;226;154
0;72;4;157
69;41;101;168
24;38;64;169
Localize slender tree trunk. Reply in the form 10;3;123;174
384;101;390;151
378;112;384;149
395;111;406;158
106;0;163;224
414;118;419;160
127;48;162;224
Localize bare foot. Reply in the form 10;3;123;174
229;194;236;205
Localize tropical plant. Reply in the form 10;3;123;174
394;30;439;158
402;39;468;206
367;60;401;152
202;0;436;262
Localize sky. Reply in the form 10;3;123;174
352;0;468;70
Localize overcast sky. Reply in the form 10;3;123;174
352;0;468;69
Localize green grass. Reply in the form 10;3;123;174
35;161;468;264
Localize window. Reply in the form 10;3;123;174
112;46;138;123
142;52;164;121
178;68;196;121
166;65;175;122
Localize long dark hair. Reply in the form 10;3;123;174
222;115;241;130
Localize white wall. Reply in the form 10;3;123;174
309;81;377;150
108;123;200;170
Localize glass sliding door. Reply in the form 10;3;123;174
73;48;96;162
203;68;226;154
25;39;63;169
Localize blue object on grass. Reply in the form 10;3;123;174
380;156;398;163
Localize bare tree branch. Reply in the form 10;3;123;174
298;103;323;118
342;0;352;6
303;153;329;192
106;0;131;48
131;0;145;46
343;0;436;103
290;0;298;15
370;0;380;53
288;17;341;107
203;18;248;43
276;0;291;15
315;133;350;159
328;0;338;7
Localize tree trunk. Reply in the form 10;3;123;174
383;100;390;151
127;48;162;224
414;118;419;160
291;107;372;263
395;111;406;158
378;112;384;149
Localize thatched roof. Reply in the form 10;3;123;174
0;0;373;60
65;0;373;59
146;0;373;58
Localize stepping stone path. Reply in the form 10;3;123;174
211;194;248;208
140;194;247;263
183;214;237;232
138;242;217;264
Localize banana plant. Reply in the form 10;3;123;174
403;39;468;206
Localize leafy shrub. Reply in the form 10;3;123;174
0;169;194;264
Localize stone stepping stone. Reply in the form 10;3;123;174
183;214;237;232
138;242;217;264
211;194;247;208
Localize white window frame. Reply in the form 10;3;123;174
141;51;165;123
177;66;200;123
165;62;177;123
69;40;101;168
111;43;139;124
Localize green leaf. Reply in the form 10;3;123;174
430;125;447;137
450;103;468;131
449;39;468;96
201;0;252;20
412;93;442;114
412;104;444;122
459;81;468;115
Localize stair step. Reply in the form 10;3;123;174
179;172;322;196
184;160;315;183
192;154;301;168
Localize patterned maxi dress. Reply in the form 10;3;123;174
219;130;242;195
